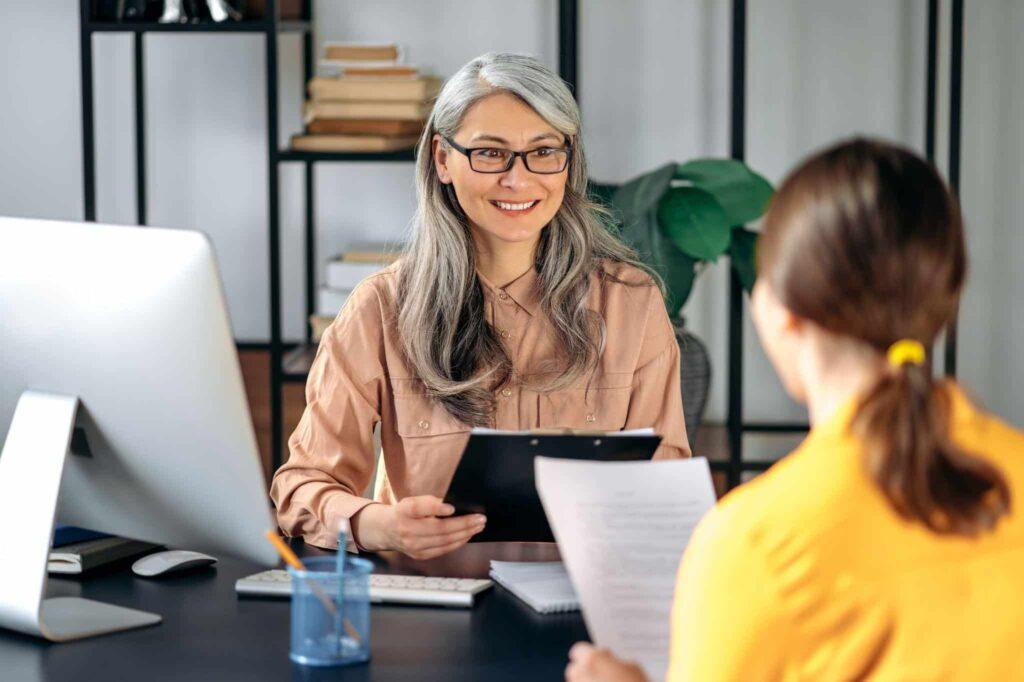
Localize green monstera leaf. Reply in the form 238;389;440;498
675;159;773;226
657;186;732;261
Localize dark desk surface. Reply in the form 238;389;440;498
1;542;587;681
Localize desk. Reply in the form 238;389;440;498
0;542;586;681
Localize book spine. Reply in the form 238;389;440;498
291;134;419;152
309;78;439;103
304;101;428;122
323;44;401;62
306;119;424;137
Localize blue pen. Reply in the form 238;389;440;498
335;517;351;653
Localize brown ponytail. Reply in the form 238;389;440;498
854;365;1009;535
758;138;1011;536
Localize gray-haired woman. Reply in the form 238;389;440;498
271;53;690;560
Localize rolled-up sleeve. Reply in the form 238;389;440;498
624;287;691;459
269;281;386;549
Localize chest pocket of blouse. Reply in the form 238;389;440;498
393;391;471;440
537;386;632;431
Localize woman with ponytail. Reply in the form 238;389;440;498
270;53;689;559
567;138;1024;681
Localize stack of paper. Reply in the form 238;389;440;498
489;561;579;614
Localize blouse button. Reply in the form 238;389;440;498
501;387;512;397
498;291;509;301
585;414;596;423
418;420;430;430
500;329;511;339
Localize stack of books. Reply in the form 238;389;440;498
310;241;403;341
291;43;442;154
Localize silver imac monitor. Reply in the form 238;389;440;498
0;216;278;642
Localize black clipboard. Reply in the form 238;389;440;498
443;429;662;542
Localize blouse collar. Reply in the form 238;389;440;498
476;266;542;316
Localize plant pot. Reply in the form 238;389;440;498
673;319;711;450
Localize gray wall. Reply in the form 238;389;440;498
1;0;1020;439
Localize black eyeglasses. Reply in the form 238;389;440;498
443;136;572;174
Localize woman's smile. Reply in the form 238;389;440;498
490;199;541;216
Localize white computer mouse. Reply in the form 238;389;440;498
131;549;218;577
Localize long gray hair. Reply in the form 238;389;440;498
396;52;654;426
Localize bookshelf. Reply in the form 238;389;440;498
77;0;581;471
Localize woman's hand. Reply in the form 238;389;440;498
565;643;648;682
350;496;486;559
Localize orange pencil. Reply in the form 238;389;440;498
263;530;362;643
264;530;306;571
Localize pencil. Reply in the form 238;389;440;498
263;530;362;644
264;530;307;572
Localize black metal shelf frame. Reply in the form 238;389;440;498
724;0;965;489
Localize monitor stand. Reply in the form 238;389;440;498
0;391;161;641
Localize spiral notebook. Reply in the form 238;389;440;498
489;561;579;614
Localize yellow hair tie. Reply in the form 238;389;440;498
887;339;926;367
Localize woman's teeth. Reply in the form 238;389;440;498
492;200;539;211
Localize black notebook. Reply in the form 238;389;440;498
443;428;662;542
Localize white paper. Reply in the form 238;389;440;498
535;457;716;680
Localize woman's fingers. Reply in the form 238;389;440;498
415;513;486;538
399;495;455;519
404;517;486;555
397;496;488;531
563;643;648;682
569;642;596;662
407;519;485;551
390;495;487;558
412;533;477;560
396;498;485;533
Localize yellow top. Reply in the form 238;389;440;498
668;385;1024;681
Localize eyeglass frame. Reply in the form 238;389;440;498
441;135;573;174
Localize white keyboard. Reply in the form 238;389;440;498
235;570;493;608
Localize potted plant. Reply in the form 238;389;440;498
589;159;774;444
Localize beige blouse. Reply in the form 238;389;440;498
270;260;690;549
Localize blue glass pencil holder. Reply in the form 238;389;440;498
288;556;373;667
